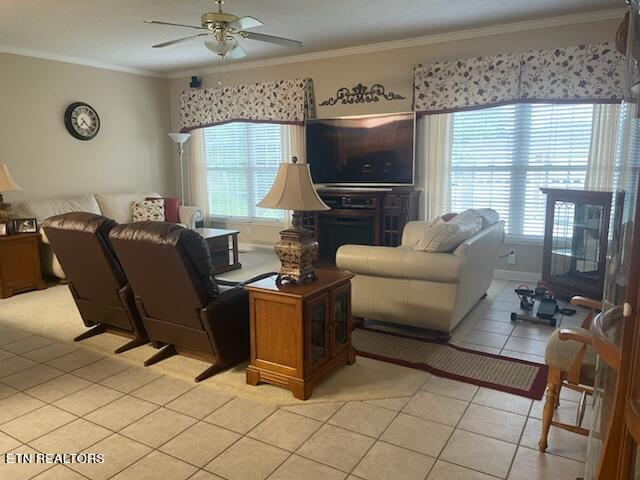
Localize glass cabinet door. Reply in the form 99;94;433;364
550;201;604;278
332;284;351;354
585;2;640;477
306;294;329;369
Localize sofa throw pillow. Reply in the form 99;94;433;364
132;199;165;222
146;197;180;223
415;210;482;252
467;208;500;228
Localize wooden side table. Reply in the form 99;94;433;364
0;233;46;298
193;228;241;274
245;269;356;400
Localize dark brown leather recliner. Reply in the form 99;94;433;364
109;221;255;382
43;212;148;353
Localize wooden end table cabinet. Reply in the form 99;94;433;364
0;233;46;298
246;269;355;400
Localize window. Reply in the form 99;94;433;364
203;122;285;221
450;103;595;242
614;102;640;223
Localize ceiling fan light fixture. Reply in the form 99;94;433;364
205;36;236;57
146;0;302;57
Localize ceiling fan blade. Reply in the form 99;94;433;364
241;31;303;49
228;42;247;59
153;33;208;48
144;20;206;30
228;16;263;31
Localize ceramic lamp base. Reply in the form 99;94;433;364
0;203;12;222
274;226;319;286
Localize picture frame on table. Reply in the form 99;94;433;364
12;218;37;234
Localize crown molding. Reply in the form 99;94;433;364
0;46;168;79
168;7;625;79
0;7;625;80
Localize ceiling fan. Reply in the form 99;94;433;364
144;0;303;59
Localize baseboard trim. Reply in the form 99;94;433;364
494;269;541;284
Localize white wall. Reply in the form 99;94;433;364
0;53;174;203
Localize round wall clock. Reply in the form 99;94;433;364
64;102;100;140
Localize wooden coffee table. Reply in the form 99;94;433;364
194;228;241;274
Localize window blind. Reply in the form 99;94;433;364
450;103;595;242
203;122;285;221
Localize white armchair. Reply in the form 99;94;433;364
336;220;505;334
178;205;204;229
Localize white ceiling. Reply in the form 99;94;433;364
0;0;624;75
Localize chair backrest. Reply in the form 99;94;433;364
108;222;218;331
43;212;126;307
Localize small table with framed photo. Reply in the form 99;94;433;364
0;232;46;298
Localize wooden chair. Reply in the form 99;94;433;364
538;296;601;452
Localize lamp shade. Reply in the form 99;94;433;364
257;158;329;212
0;164;22;193
168;133;191;144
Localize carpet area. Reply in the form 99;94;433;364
353;327;548;399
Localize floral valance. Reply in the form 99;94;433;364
180;77;316;131
413;53;521;114
519;44;624;101
413;42;625;114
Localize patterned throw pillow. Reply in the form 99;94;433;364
146;196;180;223
415;210;483;252
132;199;166;222
467;208;500;228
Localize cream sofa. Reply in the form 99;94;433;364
336;220;505;334
14;193;203;279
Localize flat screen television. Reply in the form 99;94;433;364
305;112;415;186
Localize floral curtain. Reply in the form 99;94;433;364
413;43;625;114
180;78;316;132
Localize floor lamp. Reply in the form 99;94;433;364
168;133;191;203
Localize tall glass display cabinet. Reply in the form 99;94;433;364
584;2;640;478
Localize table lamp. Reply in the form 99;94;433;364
257;157;329;285
168;133;191;203
0;164;22;221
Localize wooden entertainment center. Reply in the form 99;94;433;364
302;187;420;264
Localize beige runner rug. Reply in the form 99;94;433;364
352;327;548;399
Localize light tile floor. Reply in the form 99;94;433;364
0;279;590;479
